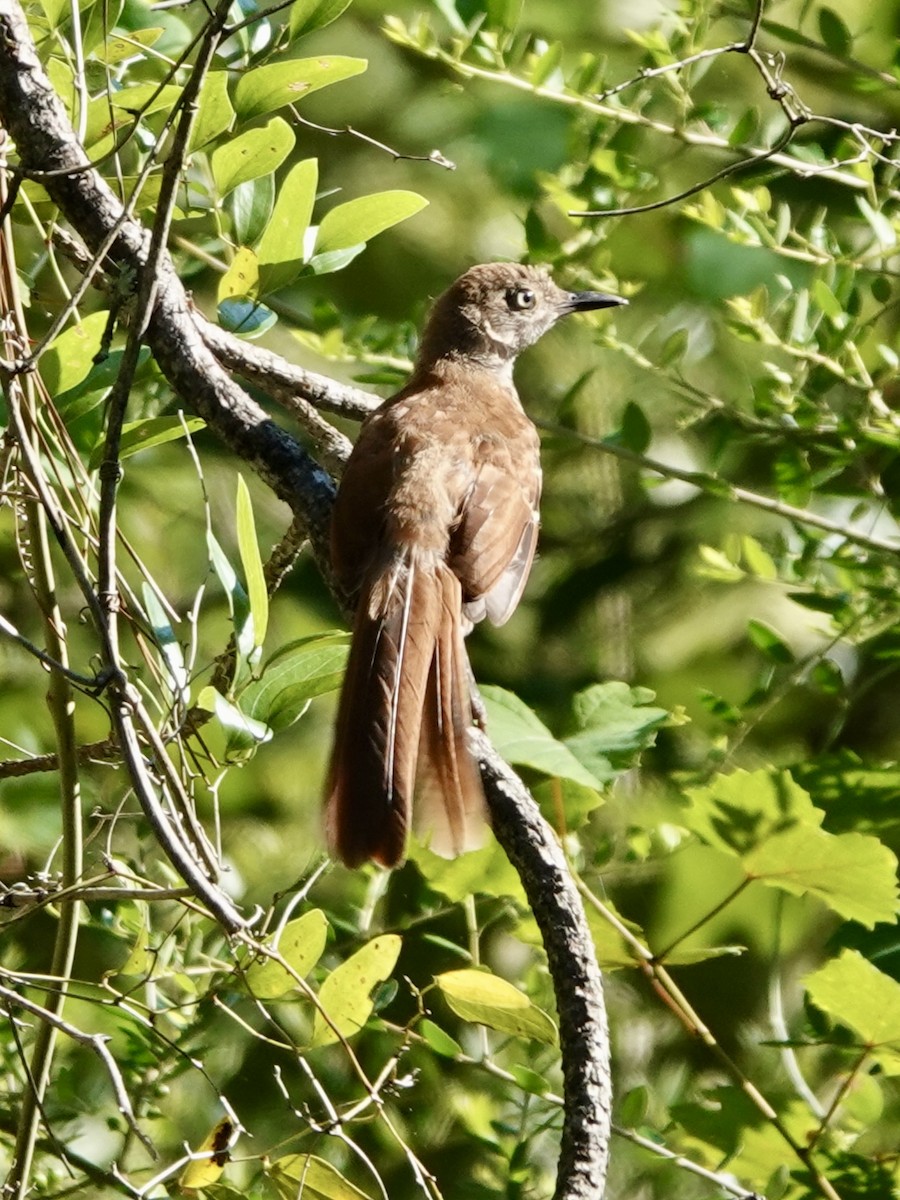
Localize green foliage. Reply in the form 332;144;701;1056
2;0;900;1198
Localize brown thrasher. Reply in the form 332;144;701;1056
325;262;625;867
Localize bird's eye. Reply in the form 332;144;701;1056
507;287;536;311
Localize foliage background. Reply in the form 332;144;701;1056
1;0;899;1197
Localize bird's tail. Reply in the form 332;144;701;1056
325;556;485;868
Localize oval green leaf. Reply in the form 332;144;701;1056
311;934;401;1046
211;117;294;197
435;968;557;1045
268;1154;372;1200
234;57;367;120
314;190;428;256
244;909;330;999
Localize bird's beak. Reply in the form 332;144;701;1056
563;290;628;313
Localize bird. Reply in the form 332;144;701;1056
325;262;626;868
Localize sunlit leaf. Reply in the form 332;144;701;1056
289;0;353;40
683;769;821;857
211;117;294;196
88;415;205;470
565;681;669;776
39;311;109;396
310;934;401;1046
241;632;350;731
257;158;319;293
188;70;234;151
481;685;605;789
746;825;898;927
179;1118;236;1191
219;247;260;303
197;687;272;758
268;1154;373;1200
314;190;428;255
435;968;557;1045
235;474;268;650
244;909;330;998
234;57;367;119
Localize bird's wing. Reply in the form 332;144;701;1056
450;445;542;627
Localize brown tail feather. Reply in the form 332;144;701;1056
416;568;487;857
325;557;441;867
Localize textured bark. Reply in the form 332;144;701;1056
472;728;611;1199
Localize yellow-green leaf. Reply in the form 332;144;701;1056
311;934;401;1046
88;416;206;470
211;117;294;197
435;968;557;1045
236;474;268;648
189;70;234;152
289;0;353;41
745;825;898;927
257;158;318;293
314;190;428;256
179;1117;236;1191
219;246;260;302
267;1153;373;1200
39;311;109;396
805;950;900;1059
234;57;366;120
244;909;329;999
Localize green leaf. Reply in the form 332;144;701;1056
188;70;234;151
289;0;353;40
510;1065;551;1095
314;190;428;256
241;632;350;732
530;41;563;88
88;416;206;470
235;474;268;650
818;7;852;55
683;769;821;857
306;244;367;275
745;825;899;927
728;105;759;147
39;311;109;396
435;968;557;1045
268;1154;373;1200
217;297;278;337
56;347;153;415
230;174;275;246
244;910;330;998
812;277;845;323
805;949;900;1060
95;25;164;65
197;686;272;758
257;159;319;293
310;934;401;1046
481;685;606;789
413;835;525;903
206;532;253;678
747;619;794;664
565;681;669;776
219;247;260;303
141;581;187;701
211;117;294;197
418;1017;462;1058
234;57;367;120
618;400;651;453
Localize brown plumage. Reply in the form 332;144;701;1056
325;263;625;867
